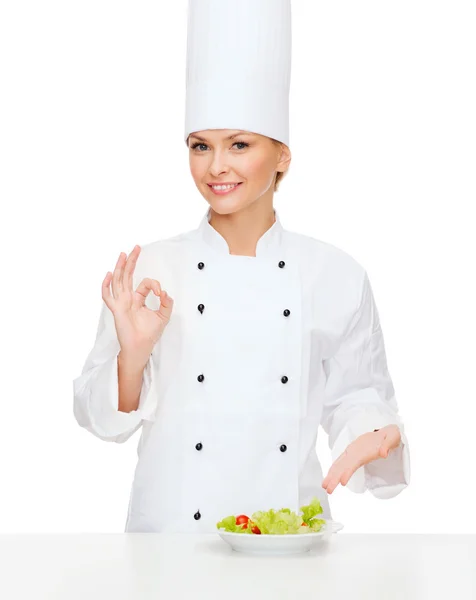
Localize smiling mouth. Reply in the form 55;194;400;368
208;182;243;194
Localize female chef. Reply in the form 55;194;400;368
73;0;410;532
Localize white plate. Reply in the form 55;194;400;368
217;520;344;556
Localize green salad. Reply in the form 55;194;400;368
216;497;326;535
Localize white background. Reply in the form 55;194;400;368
1;0;474;534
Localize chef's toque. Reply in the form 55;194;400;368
184;0;292;146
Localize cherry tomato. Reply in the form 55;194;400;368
235;515;250;529
302;522;308;526
246;519;261;534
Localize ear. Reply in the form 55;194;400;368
276;143;292;173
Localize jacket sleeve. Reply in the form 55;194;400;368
73;298;159;443
320;270;410;497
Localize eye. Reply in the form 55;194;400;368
233;141;249;150
190;142;208;151
190;141;249;151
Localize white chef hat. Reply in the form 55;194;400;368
184;0;292;147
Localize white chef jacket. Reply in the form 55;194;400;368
73;207;410;532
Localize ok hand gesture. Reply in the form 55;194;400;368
102;245;174;368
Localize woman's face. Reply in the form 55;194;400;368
188;129;290;214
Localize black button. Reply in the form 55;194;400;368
280;444;287;452
283;309;290;317
278;261;285;268
194;511;201;520
195;442;203;451
197;374;205;382
198;304;205;314
198;262;205;270
281;376;288;384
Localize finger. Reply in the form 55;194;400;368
328;464;356;492
322;465;337;487
325;476;341;494
123;245;141;293
134;278;160;308
155;289;174;321
101;272;115;310
322;463;340;489
322;452;349;488
112;252;126;297
340;467;355;487
322;464;344;493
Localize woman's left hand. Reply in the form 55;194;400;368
322;424;402;494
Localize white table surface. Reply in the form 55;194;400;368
1;533;475;600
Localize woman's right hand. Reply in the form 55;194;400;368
102;245;174;367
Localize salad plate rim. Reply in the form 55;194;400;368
218;530;327;538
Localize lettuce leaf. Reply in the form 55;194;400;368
216;497;326;534
300;496;325;531
216;515;254;534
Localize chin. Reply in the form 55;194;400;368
206;198;246;215
207;203;241;216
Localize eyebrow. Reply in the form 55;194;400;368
189;132;249;142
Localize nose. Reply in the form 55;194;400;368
208;149;229;177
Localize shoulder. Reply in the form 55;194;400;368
285;231;374;343
284;229;367;283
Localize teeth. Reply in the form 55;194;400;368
211;183;238;190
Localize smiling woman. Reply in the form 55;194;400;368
73;0;410;535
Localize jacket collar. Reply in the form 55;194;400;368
197;206;284;257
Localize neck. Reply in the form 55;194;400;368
208;199;276;257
